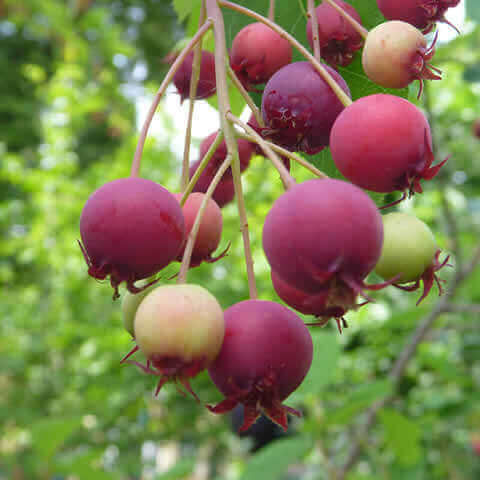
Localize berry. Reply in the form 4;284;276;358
189;160;235;208
79;177;185;299
230;22;292;90
173;192;226;267
208;299;313;431
362;21;441;95
374;212;449;305
261;62;350;154
376;0;461;34
306;0;363;67
122;281;157;337
172;50;216;103
263;179;385;330
472;119;480;139
330;94;447;196
130;284;224;398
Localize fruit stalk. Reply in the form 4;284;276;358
307;0;321;60
181;0;207;192
268;0;275;21
324;0;368;39
228;113;296;189
218;0;352;107
206;0;258;299
130;19;213;177
177;156;232;283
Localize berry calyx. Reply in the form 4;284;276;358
129;284;224;399
208;299;313;431
230;22;292;90
306;0;364;67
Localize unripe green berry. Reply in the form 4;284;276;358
121;281;156;337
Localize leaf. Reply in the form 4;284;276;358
239;436;312;480
172;0;200;23
378;409;423;466
466;0;480;23
154;458;195;479
31;417;81;459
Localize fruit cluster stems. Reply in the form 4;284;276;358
177;156;232;283
323;0;368;39
268;0;275;21
130;19;213;177
307;0;321;61
228;113;296;190
218;0;352;107
206;0;258;300
181;2;208;192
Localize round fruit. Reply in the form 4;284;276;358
376;0;461;34
230;22;292;89
261;61;351;154
172;50;216;102
472;119;480;139
122;281;157;337
132;284;225;398
79;177;185;299
263;179;384;320
306;0;363;67
208;299;313;431
362;21;441;94
330;94;447;195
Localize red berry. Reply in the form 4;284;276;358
472;119;480;139
230;22;292;89
261;62;350;154
172;50;216;103
208;299;313;432
306;0;363;67
330;94;447;195
79;177;185;299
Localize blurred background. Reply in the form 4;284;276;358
2;0;480;479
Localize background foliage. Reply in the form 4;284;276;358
1;0;480;479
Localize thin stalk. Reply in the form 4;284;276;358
324;0;368;39
218;0;352;107
307;0;321;61
180;130;224;206
268;0;275;21
236;131;328;179
130;20;213;177
177;156;232;283
228;113;296;190
181;1;207;191
227;65;263;126
206;0;258;300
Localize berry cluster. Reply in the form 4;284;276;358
78;0;458;431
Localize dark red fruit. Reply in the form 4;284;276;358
172;50;216;102
208;299;313;432
306;0;364;67
199;131;253;178
473;119;480;139
79;177;185;299
230;22;292;90
263;179;386;326
189;160;235;208
261;61;350;154
376;0;461;33
330;94;447;196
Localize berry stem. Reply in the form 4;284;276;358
181;1;207;192
268;0;275;21
218;0;352;107
130;20;213;177
206;0;258;300
307;0;321;61
323;0;368;40
236;131;328;179
177;156;232;283
228;113;296;190
180;130;224;206
227;65;263;126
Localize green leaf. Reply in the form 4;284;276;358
172;0;200;22
379;409;423;466
155;458;196;479
31;417;81;459
466;0;480;23
239;436;312;480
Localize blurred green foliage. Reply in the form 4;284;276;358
1;1;480;479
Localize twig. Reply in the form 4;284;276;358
268;0;275;21
307;0;321;61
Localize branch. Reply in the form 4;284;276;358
307;0;321;61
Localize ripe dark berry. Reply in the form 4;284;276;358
330;94;447;195
472;119;480;139
230;22;292;90
79;177;185;299
306;0;363;67
172;50;216;102
208;299;312;431
261;62;350;154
